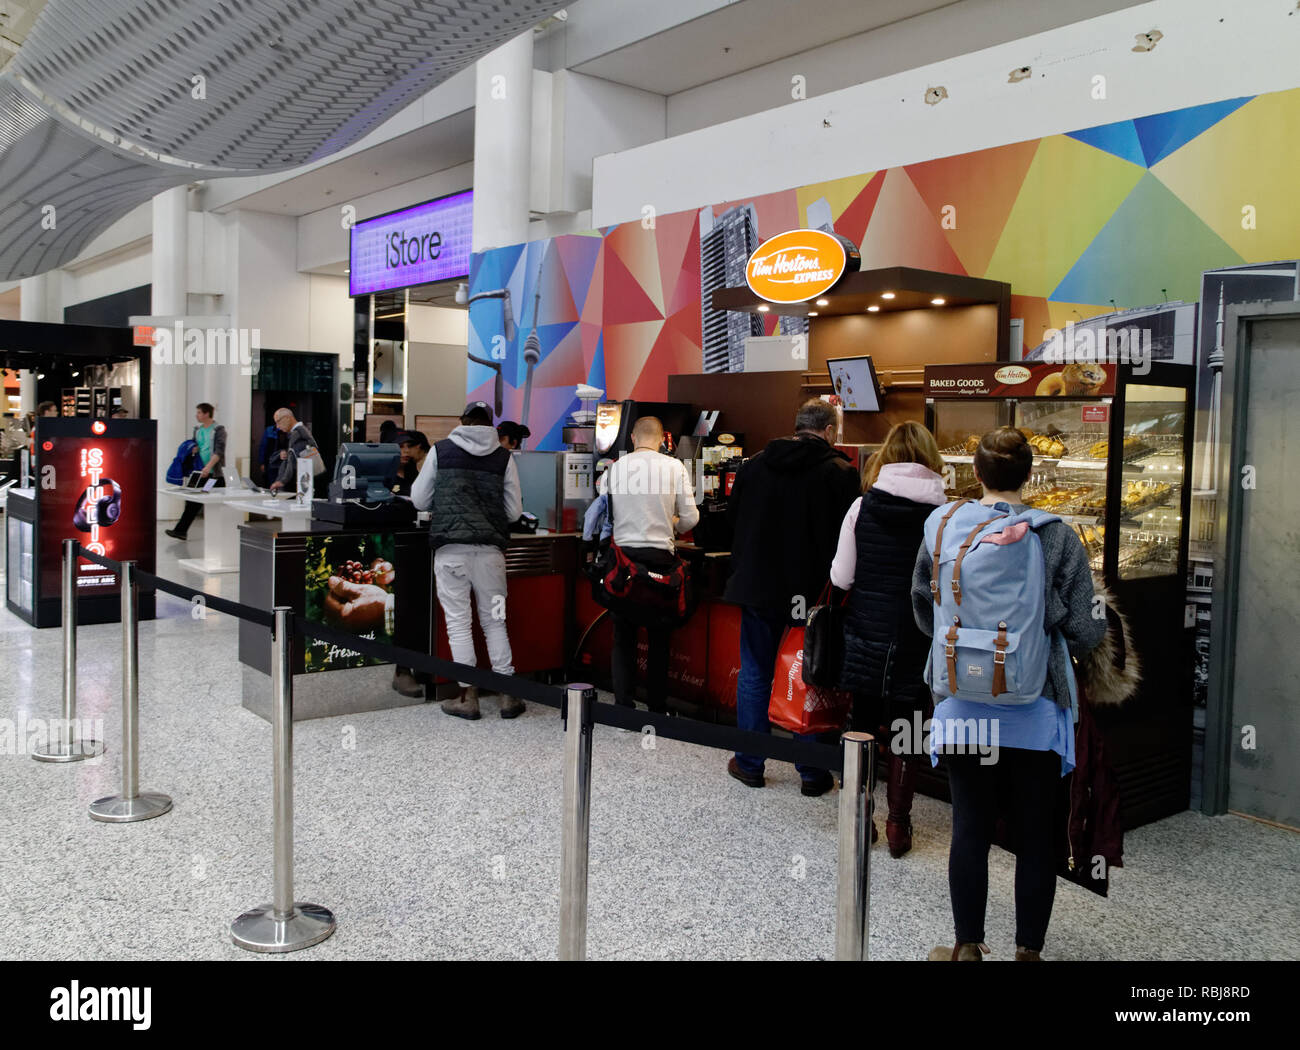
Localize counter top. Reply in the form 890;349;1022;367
238;516;581;542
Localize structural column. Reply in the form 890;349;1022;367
20;272;61;412
152;186;191;518
472;31;534;253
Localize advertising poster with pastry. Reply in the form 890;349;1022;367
924;362;1117;398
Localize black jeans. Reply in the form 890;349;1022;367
944;747;1060;952
175;475;224;535
609;545;678;713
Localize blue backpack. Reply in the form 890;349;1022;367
165;438;203;485
922;498;1058;705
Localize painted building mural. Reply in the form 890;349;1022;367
467;85;1300;450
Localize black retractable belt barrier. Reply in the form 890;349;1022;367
74;544;274;627
77;543;842;769
295;618;564;709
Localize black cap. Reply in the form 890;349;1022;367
497;421;531;443
399;429;430;451
461;401;493;426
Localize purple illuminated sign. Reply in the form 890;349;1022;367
349;189;473;297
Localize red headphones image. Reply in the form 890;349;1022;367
72;480;123;531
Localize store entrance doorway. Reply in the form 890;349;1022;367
1207;302;1300;829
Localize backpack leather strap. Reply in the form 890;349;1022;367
951;513;1009;605
930;498;972;604
945;618;961;689
991;620;1009;696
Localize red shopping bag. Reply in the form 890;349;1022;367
768;625;854;735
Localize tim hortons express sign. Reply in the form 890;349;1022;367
745;229;858;303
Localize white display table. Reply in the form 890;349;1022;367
158;487;312;575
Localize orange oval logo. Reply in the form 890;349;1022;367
746;229;850;304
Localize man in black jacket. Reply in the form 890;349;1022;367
724;399;861;796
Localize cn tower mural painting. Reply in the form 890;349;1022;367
468;85;1300;452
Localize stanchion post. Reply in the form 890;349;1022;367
89;560;171;822
559;683;595;961
835;731;874;961
34;539;103;762
231;606;336;952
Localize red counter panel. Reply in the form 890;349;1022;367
434;572;568;678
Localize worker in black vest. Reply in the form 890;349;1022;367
410;402;524;720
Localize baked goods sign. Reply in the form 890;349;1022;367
925;362;1117;397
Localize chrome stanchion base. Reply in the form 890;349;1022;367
230;903;336;953
32;739;105;763
88;792;173;822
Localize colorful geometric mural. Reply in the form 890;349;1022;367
469;85;1300;450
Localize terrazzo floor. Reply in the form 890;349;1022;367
1;516;1296;961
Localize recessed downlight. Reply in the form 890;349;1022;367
807;311;818;317
867;305;880;313
757;304;770;312
816;299;830;307
881;292;895;300
931;297;946;305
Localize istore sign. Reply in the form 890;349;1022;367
745;229;858;304
349;189;473;297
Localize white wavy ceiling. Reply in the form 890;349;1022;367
0;0;562;280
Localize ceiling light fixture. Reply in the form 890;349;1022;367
931;297;946;305
881;292;895;300
807;311;818;317
816;299;830;307
867;305;880;313
757;304;770;312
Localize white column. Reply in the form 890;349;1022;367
472;32;534;253
19;273;59;412
152;186;191;519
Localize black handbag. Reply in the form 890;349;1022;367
802;583;847;689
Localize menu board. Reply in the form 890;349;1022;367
925;362;1117;398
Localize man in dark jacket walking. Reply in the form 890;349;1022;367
724;399;861;796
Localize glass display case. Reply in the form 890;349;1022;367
923;360;1196;830
6;491;35;617
925;362;1192;587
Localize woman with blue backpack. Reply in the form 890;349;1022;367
912;426;1105;962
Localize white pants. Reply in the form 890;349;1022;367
434;544;514;686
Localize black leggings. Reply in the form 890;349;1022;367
944;747;1060;952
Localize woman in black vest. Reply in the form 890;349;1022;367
830;421;947;857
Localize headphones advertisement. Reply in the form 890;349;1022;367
35;419;156;603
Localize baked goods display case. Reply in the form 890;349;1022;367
923;360;1196;829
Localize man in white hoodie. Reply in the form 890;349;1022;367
411;401;524;720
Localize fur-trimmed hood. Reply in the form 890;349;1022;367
1076;575;1140;705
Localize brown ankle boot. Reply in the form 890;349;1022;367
885;753;916;858
1015;946;1042;961
441;686;480;720
928;942;987;961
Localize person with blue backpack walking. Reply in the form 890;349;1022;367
912;426;1105;962
165;403;226;541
